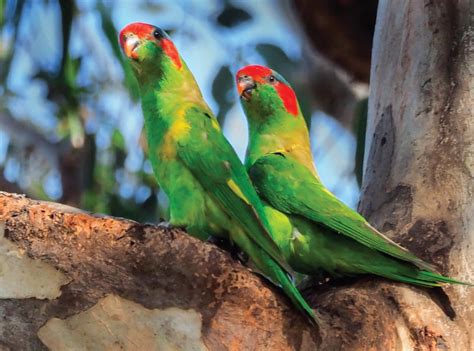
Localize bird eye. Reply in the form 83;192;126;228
268;75;276;83
153;29;162;40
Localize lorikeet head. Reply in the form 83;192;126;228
119;22;182;75
236;65;299;117
237;65;313;170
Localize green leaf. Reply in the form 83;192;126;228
63;54;81;89
0;0;5;27
112;129;125;150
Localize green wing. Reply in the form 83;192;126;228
249;152;435;271
175;108;289;271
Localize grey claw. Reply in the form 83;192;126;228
157;221;173;229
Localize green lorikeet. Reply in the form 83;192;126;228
236;64;468;287
118;23;316;322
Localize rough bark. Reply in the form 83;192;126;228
292;2;473;348
359;0;473;349
0;192;318;351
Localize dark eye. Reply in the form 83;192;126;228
268;75;276;83
153;29;163;40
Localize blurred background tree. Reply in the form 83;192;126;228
0;0;376;222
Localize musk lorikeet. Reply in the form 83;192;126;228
118;23;317;322
236;64;469;288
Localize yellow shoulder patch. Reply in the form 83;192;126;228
169;118;191;137
160;118;191;159
211;118;221;131
227;179;250;205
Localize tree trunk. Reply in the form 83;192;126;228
301;1;473;349
359;0;473;349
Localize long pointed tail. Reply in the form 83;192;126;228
367;261;472;288
265;255;319;324
231;228;318;324
415;270;472;287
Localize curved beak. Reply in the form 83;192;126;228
237;76;257;101
123;35;141;59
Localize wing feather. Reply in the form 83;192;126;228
175;109;290;271
249;153;435;271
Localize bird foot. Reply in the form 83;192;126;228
233;250;249;266
209;237;249;265
156;221;172;229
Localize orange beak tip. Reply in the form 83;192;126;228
123;37;140;59
237;82;245;95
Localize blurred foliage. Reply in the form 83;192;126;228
211;65;234;124
0;0;363;221
98;2;140;101
215;1;251;28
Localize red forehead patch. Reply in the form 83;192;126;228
119;22;182;69
119;22;155;47
236;65;272;82
236;64;298;116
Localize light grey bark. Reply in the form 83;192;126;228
360;0;473;348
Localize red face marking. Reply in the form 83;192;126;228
119;22;182;69
274;83;298;115
160;38;182;69
236;65;298;116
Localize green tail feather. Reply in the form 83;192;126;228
272;262;319;325
368;264;472;288
418;270;473;286
230;227;317;324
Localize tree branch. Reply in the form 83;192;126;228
0;192;318;350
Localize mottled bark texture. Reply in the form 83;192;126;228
0;192;318;350
296;2;473;349
360;0;473;349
